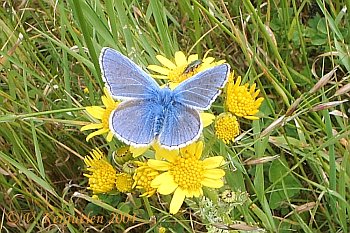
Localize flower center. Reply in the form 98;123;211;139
227;86;255;115
170;154;204;191
215;113;239;144
86;160;117;193
115;173;133;193
133;162;159;197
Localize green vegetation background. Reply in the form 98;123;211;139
0;0;349;232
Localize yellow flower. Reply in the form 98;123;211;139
215;112;240;144
147;50;224;84
81;88;119;142
84;149;117;194
115;173;133;193
132;161;159;197
148;141;225;214
226;74;264;120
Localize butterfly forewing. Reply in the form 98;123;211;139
158;102;202;149
173;64;230;110
110;99;161;147
100;47;160;100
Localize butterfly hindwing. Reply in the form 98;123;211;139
158;102;202;149
100;47;160;100
110;99;161;147
173;64;230;110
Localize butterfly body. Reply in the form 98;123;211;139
153;88;175;135
100;47;230;149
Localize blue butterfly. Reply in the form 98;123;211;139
99;47;230;149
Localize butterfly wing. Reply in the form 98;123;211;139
100;47;160;100
173;64;230;110
158;102;202;149
110;99;161;147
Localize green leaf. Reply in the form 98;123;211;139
316;18;327;34
311;36;327;46
101;194;123;207
84;202;102;216
117;202;131;214
269;159;302;209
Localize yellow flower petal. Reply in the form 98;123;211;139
253;89;260;98
154;143;178;161
174;51;187;66
180;142;197;157
250;83;257;94
170;187;186;214
151;172;172;187
157;179;178;195
200;112;215;127
103;87;110;96
202;156;225;169
147;65;170;75
168;82;179;90
86;106;105;119
203;168;226;179
106;131;114;142
195;141;203;159
130;145;150;157
148;160;171;171
86;128;109;141
102;92;117;107
249;109;259;115
101;95;109;107
216;60;226;65
156;55;176;69
151;74;169;79
203;57;215;64
256;97;264;105
201;178;224;188
235;76;241;86
187;54;199;63
81;123;103;131
244;115;259;120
